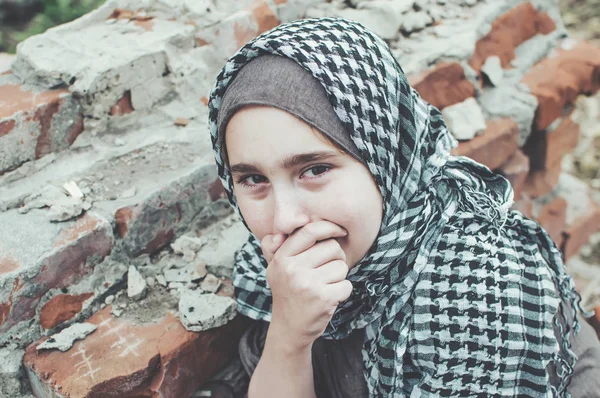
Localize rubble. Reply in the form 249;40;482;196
441;97;487;140
200;274;222;294
36;323;97;352
481;55;504;86
127;265;147;301
179;291;237;332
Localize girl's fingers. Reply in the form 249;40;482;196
326;279;353;304
261;233;285;263
278;221;347;258
311;260;349;284
293;239;347;270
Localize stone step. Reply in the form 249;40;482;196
0;73;84;175
0;121;227;345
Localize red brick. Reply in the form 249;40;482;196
0;213;112;333
561;202;600;261
522;163;562;199
533;196;567;245
496;149;530;200
409;63;476;110
24;307;247;398
0;82;84;173
469;2;556;73
524;112;580;170
451;118;519;170
522;41;600;131
110;91;134;116
512;198;533;219
39;292;94;329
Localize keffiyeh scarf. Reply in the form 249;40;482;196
208;18;583;397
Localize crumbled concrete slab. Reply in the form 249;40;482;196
178;291;237;332
442;97;487;140
127;265;147;301
200;274;221;294
36;323;97;352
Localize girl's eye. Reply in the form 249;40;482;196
237;175;268;187
301;165;331;178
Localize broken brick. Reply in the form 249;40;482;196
496;149;530;200
452;118;519;171
24;307;247;398
39;293;94;329
522;40;600;131
533;196;567;245
409;63;476;110
522;163;562;199
469;2;556;73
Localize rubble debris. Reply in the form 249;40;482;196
442;97;487;140
0;345;26;397
200;274;221;294
36;323;97;352
119;187;137;199
62;181;84;199
127;265;147;301
481;55;504;86
164;264;205;283
174;117;190;126
47;196;86;222
178;291;237;332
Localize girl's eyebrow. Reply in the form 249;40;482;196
230;150;340;174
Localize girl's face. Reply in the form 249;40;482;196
225;106;383;268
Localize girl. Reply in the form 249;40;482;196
207;18;600;397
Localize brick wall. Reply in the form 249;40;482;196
1;0;600;397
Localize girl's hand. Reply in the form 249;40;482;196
261;221;353;352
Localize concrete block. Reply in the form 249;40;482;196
442;97;487;140
178;290;237;332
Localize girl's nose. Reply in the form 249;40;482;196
272;191;310;237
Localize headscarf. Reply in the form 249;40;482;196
207;18;583;397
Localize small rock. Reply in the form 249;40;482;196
104;295;115;305
200;274;221;294
127;265;147;300
462;0;477;5
81;200;93;211
481;56;503;86
171;235;206;255
19;185;67;214
62;181;84;199
119;187;137;199
400;11;432;34
164;265;205;283
178;291;237;332
156;274;167;287
37;323;97;352
146;276;156;288
114;137;126;146
441;97;487;140
48;196;84;222
112;308;123;317
174;117;190;126
168;281;185;290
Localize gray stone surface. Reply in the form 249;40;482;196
178;290;237;332
478;85;538;146
36;322;97;352
200;274;221;294
441;97;487;140
0;345;25;397
127;265;147;300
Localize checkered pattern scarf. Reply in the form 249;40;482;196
208;18;583;397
